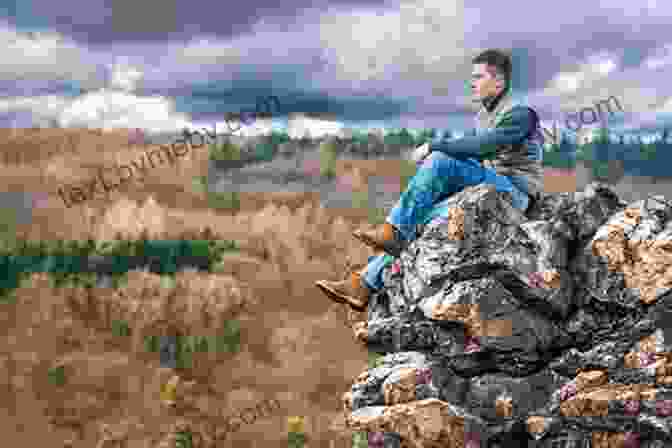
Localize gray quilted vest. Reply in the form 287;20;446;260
476;93;544;199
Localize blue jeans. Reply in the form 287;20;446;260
362;151;529;291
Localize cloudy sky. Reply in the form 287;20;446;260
0;0;670;139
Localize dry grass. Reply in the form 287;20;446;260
0;128;386;447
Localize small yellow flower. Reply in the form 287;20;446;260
160;375;179;405
287;416;305;433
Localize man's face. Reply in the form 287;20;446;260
471;63;504;102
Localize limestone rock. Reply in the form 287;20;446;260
342;182;672;447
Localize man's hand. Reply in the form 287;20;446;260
410;143;431;165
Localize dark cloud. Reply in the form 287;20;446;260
10;0;389;45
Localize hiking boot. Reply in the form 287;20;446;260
315;267;371;312
352;223;404;257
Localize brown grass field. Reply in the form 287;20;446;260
0;128;415;447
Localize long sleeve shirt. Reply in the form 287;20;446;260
428;107;537;159
428;94;544;198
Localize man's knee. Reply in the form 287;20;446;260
425;151;455;163
418;151;458;171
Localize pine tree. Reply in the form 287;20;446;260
398;128;413;146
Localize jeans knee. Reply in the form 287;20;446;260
419;151;457;172
425;151;454;163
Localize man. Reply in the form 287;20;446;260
315;49;544;312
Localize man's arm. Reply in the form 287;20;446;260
428;107;538;159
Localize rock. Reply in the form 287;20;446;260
340;182;672;447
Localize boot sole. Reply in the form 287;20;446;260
315;281;368;312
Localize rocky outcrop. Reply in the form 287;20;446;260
343;182;672;447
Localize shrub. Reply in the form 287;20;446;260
191;176;208;194
0;209;18;250
207;191;241;211
287;431;305;448
640;144;657;161
215;320;241;353
318;141;337;178
254;142;276;162
48;365;66;387
368;352;385;368
352;431;368;448
209;140;242;162
576;144;592;162
543;146;575;169
144;335;159;352
175;335;193;369
111;319;130;337
351;191;369;209
368;207;386;225
269;130;290;146
592;160;612;180
195;335;209;352
175;430;193;448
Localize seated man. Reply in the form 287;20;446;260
316;48;544;311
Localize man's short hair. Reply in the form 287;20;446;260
473;49;512;87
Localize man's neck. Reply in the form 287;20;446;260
481;89;508;113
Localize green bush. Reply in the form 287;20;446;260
640;144;657;160
287;431;306;448
352;431;368;448
368;352;385;368
175;430;193;448
144;335;159;352
318;141;337;178
368;207;387;225
0;209;18;250
0;237;238;301
269;130;290;146
195;335;209;352
592;160;612;179
209;141;242;161
214;320;241;353
254;142;276;162
191;176;208;194
175;335;193;369
111;319;130;337
576;144;592;162
207;191;241;211
351;191;368;209
543;148;575;169
48;365;66;387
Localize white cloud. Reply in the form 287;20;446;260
285;113;343;138
546;53;619;96
0;24;103;89
316;0;469;90
107;59;144;92
0;86;192;133
58;89;193;133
